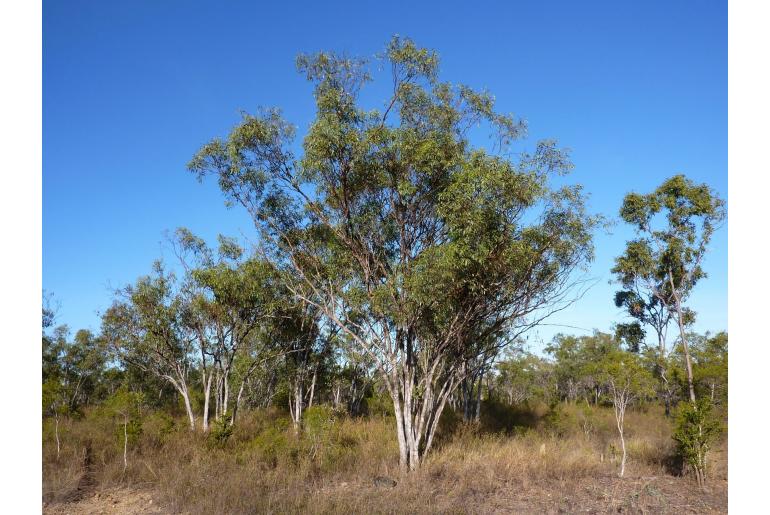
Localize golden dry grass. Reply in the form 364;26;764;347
42;403;727;514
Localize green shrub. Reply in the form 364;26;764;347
303;405;337;438
672;398;722;486
250;425;291;467
362;391;394;417
143;411;176;446
208;415;234;448
544;403;579;437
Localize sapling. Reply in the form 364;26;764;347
596;349;655;477
104;388;144;472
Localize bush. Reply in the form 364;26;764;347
544;403;579;437
672;398;722;486
361;391;394;417
208;415;234;448
143;411;176;447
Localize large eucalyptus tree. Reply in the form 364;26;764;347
189;37;598;470
613;175;725;404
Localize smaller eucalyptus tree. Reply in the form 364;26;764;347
594;348;656;477
102;261;198;430
103;388;144;473
171;228;289;429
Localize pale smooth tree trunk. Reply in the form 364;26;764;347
289;380;303;431
611;381;629;478
307;366;317;409
388;362;457;472
676;312;697;403
474;370;483;423
178;387;195;431
166;375;196;431
123;417;128;473
668;271;696;404
656;330;672;417
55;413;60;460
231;380;246;426
202;374;213;432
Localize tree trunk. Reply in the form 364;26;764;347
474;370;483;424
202;373;213;432
615;397;627;477
222;366;231;417
55;413;60;460
289;380;303;431
677;313;697;403
308;366;317;408
123;418;128;473
619;426;626;477
231;380;246;427
166;375;196;431
389;364;456;473
668;271;696;404
180;388;196;431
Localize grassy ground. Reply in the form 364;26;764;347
42;402;727;514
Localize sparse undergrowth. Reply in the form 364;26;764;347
43;403;727;514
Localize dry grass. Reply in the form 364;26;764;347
42;402;727;514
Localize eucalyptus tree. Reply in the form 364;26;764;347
189;37;598;470
172;228;287;429
101;261;198;430
329;343;376;416
691;331;727;405
671;331;728;405
613;175;725;403
612;261;676;414
594;348;656;477
546;332;618;405
494;350;554;406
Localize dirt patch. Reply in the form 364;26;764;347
43;488;165;515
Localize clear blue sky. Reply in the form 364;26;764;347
43;0;727;351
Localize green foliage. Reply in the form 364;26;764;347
188;37;600;469
594;349;657;403
495;350;555;405
546;332;619;403
303;405;337;438
668;332;728;405
208;415;234;448
362;391;395;417
544;403;580;437
144;411;177;445
102;388;144;448
611;175;725;408
672;398;722;484
614;322;645;353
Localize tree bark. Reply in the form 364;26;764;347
308;366;317;408
55;413;60;460
474;370;483;424
179;387;196;431
231;380;246;426
123;417;128;473
202;373;213;432
668;271;696;404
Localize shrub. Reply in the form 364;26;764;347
672;398;722;486
208;415;234;448
143;411;176;447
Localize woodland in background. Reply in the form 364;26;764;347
43;37;727;513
